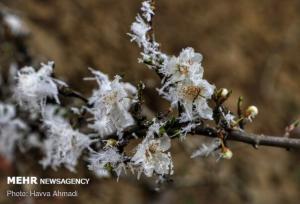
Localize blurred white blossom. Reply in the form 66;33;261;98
0;103;27;161
3;13;28;36
40;106;91;172
14;62;61;112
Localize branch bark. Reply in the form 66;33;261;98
193;126;300;149
119;124;300;150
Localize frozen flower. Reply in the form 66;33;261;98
40;107;91;172
14;61;61;112
191;139;221;158
160;47;204;84
141;1;154;22
131;123;173;178
161;81;215;121
0;103;27;161
87;69;136;138
88;147;124;178
159;48;215;121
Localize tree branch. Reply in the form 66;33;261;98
119;123;300;150
193;126;300;149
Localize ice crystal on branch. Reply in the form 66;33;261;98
129;1;167;70
141;1;154;22
88;147;125;178
191;139;221;158
14;62;62;112
129;15;151;47
86;69;137;138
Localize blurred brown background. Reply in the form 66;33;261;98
0;0;300;203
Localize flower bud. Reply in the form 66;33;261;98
104;139;118;148
220;88;229;98
245;105;258;118
221;147;233;159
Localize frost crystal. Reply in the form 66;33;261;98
40;106;91;172
87;69;136;138
129;1;168;70
132;122;173;178
191;139;221;158
141;1;154;22
0;103;27;161
88;147;124;178
223;111;235;126
180;122;199;140
129;15;151;47
14;62;61;112
159;48;215;121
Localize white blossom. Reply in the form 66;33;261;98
0;103;27;161
40;106;91;172
14;61;61;112
87;69;136;138
160;47;204;84
88;147;124;178
159;48;215;121
131;122;173;178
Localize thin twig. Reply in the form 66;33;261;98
58;86;88;103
